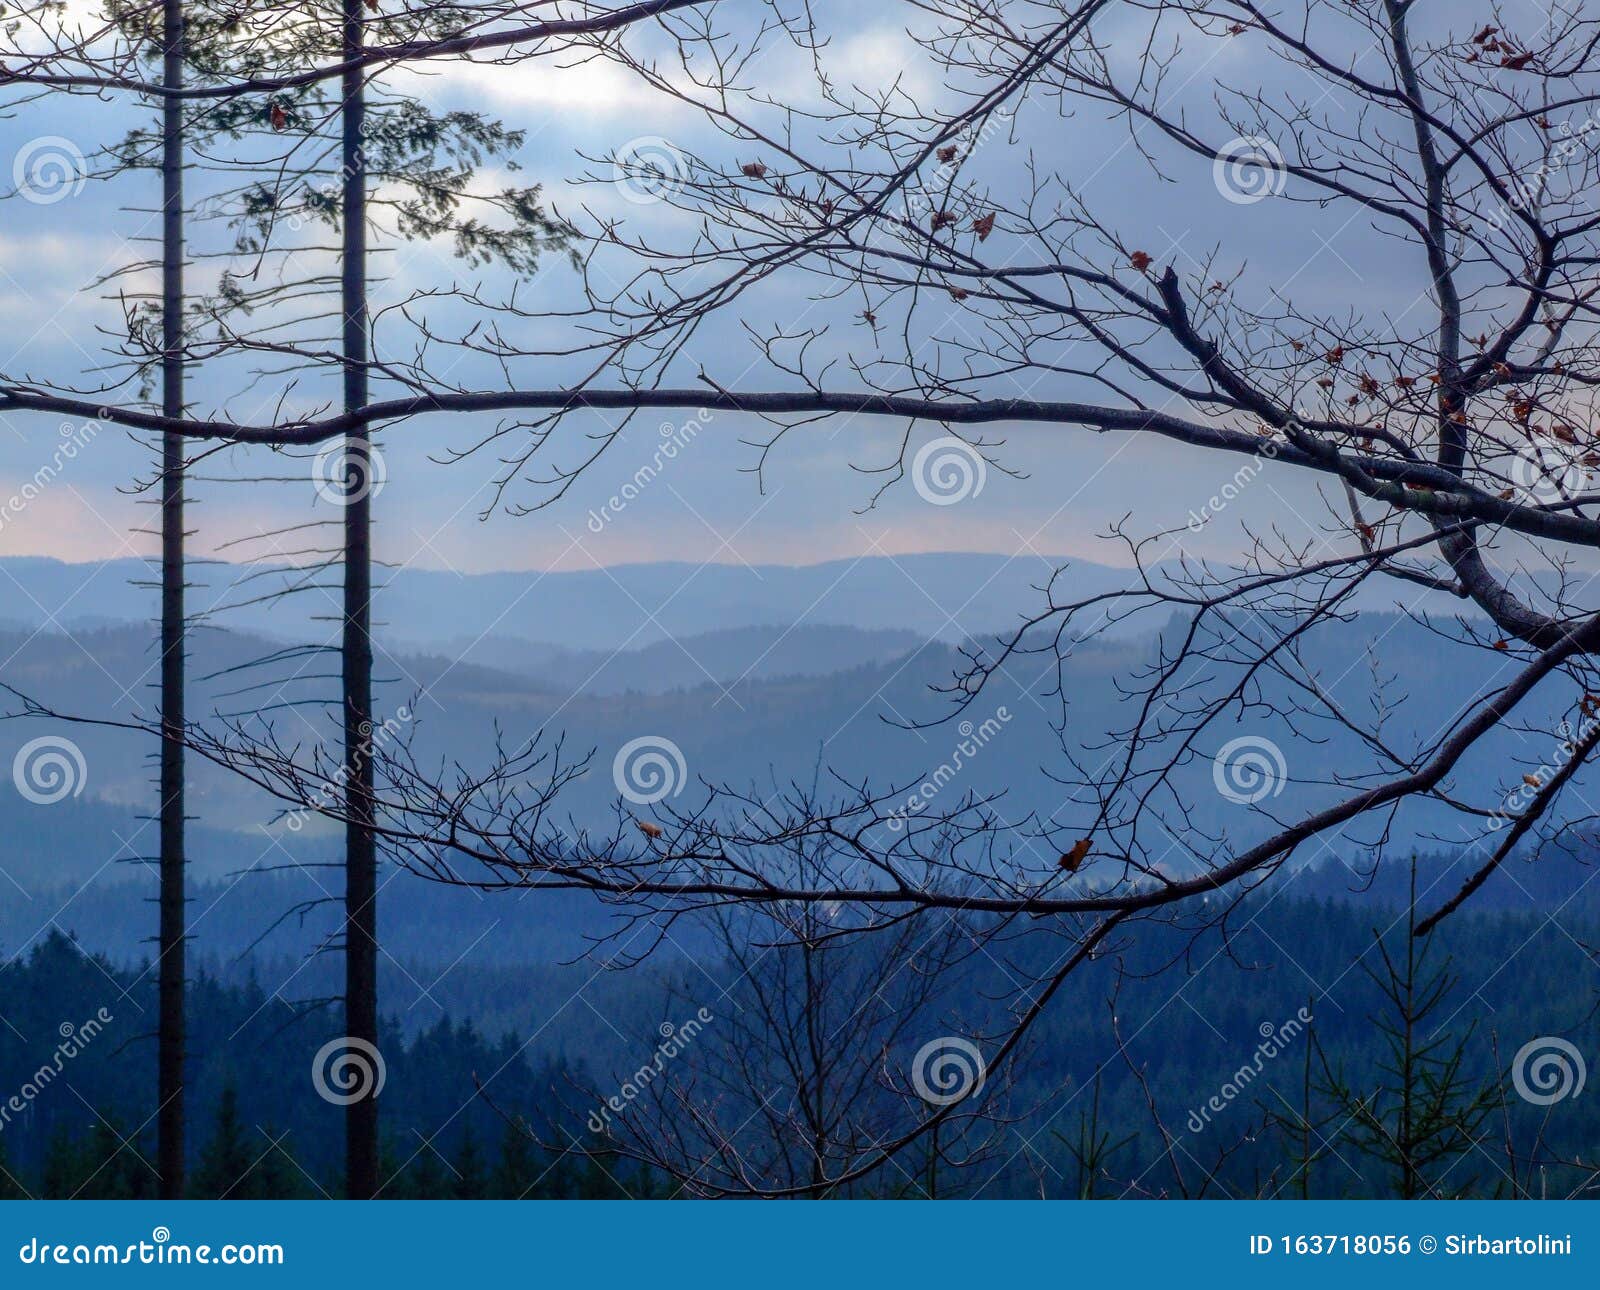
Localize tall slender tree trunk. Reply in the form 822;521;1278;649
157;0;187;1202
340;0;379;1200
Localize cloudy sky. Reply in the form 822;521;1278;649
0;0;1497;590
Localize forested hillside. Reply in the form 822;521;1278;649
5;862;1597;1199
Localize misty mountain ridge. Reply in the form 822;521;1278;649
0;607;1579;894
0;549;1514;657
0;552;1099;651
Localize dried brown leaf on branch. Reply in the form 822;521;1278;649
1059;839;1092;872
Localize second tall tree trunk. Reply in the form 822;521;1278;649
157;0;187;1202
340;0;379;1200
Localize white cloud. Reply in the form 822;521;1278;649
397;54;697;128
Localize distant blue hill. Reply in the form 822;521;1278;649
0;552;1112;650
0;609;1580;894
